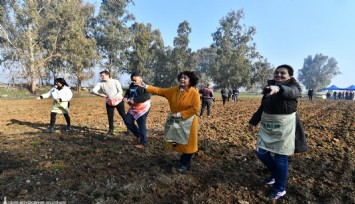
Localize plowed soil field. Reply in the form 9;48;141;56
0;96;354;203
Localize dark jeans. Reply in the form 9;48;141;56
257;148;288;192
222;96;227;105
50;112;70;127
308;95;313;100
180;153;193;167
106;102;125;130
124;110;150;144
200;99;212;117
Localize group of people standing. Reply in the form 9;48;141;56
221;88;239;105
36;64;307;200
327;90;355;100
198;84;240;117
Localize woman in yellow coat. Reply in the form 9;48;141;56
143;71;200;173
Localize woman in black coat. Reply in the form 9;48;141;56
248;64;306;200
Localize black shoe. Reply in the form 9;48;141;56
44;127;54;133
64;126;72;132
107;129;114;135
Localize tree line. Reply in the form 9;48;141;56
0;0;340;93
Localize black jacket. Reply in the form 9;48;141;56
221;88;228;97
249;79;308;153
249;79;300;125
124;83;151;103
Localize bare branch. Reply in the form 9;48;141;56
0;23;27;58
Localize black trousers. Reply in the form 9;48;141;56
106;102;125;130
180;153;193;167
50;112;70;127
200;99;212;116
222;96;227;105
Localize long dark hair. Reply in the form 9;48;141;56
54;78;69;87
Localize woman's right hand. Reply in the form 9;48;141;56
264;85;280;97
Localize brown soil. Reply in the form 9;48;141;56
0;96;354;203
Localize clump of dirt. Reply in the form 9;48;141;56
0;97;354;203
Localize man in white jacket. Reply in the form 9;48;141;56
36;78;73;133
92;70;126;135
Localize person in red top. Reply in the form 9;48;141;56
199;83;214;118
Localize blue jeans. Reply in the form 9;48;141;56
124;110;149;145
256;148;288;192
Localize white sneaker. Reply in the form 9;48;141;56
268;190;286;199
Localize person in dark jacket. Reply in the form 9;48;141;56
123;72;151;148
228;89;232;101
248;64;302;200
199;83;214;118
308;89;314;101
233;89;239;101
326;92;331;99
221;87;228;105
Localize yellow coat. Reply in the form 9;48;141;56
147;85;200;154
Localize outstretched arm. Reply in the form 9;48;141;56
91;83;107;98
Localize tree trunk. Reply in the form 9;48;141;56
30;64;37;93
77;79;81;92
31;77;36;93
